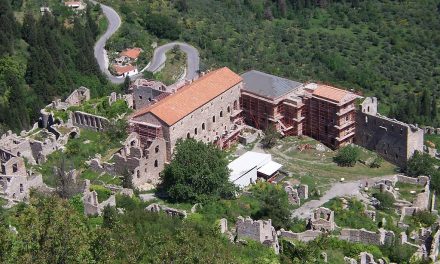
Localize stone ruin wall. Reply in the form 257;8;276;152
235;216;279;254
278;229;322;242
340;228;382;245
396;175;430;186
355;97;424;168
71;111;109;131
339;228;394;246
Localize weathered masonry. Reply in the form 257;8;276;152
130;67;244;161
355;97;424;168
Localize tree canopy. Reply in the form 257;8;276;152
160;138;236;203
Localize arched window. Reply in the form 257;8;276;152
202;123;205;130
155;146;159;153
154;160;158;167
227;106;231;113
233;100;238;110
212;116;216;123
194;127;198;135
187;133;190;138
220;111;223;117
137;171;140;178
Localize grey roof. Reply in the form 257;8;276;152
241;70;303;99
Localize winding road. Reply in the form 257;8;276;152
91;1;200;84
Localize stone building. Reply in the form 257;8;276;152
65;86;90;107
130;79;169;110
0;131;35;164
309;207;336;232
130;67;244;161
0;149;43;202
355;97;424;168
236;216;279;254
113;132;166;187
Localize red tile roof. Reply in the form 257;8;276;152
132;67;242;126
113;64;136;75
312;84;359;104
120;48;142;59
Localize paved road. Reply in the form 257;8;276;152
91;0;123;84
91;1;200;84
291;175;396;219
143;42;199;80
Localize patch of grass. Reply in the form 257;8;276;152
425;134;440;152
324;198;378;231
154;48;187;85
395;182;425;202
90;185;112;203
34;129;123;187
268;136;397;193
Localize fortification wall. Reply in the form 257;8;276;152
355;97;423;168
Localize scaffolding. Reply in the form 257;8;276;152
129;120;162;146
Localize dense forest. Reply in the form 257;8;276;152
104;0;440;126
0;0;112;132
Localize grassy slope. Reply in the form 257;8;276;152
267;136;396;193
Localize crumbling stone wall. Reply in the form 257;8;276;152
339;228;394;246
0;155;43;202
108;92;134;109
310;207;335;232
145;203;187;218
65;86;90;106
355;97;424;168
236;216;280;254
113;133;166;187
71;111;109;131
278;229;322;242
0;132;35;164
396;175;429;186
82;180;116;216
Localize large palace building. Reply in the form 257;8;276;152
130;67;244;161
241;70;360;149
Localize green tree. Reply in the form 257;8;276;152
123;75;130;94
334;145;360;167
102;204;119;229
406;151;435;177
252;182;292;229
159;138;236;203
261;125;281;149
121;168;133;189
9;196;92;263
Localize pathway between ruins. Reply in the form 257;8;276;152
91;1;200;84
291;175;396;219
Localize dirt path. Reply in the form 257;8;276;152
291;175;396;219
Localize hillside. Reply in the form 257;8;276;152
103;0;440;126
0;0;115;132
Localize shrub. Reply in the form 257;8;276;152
373;192;395;211
370;155;383;168
334;145;360;167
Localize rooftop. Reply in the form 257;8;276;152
132;67;242;126
307;83;360;104
113;64;136;75
228;151;271;180
241;70;303;100
120;48;142;59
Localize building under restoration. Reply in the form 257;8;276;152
241;71;360;149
